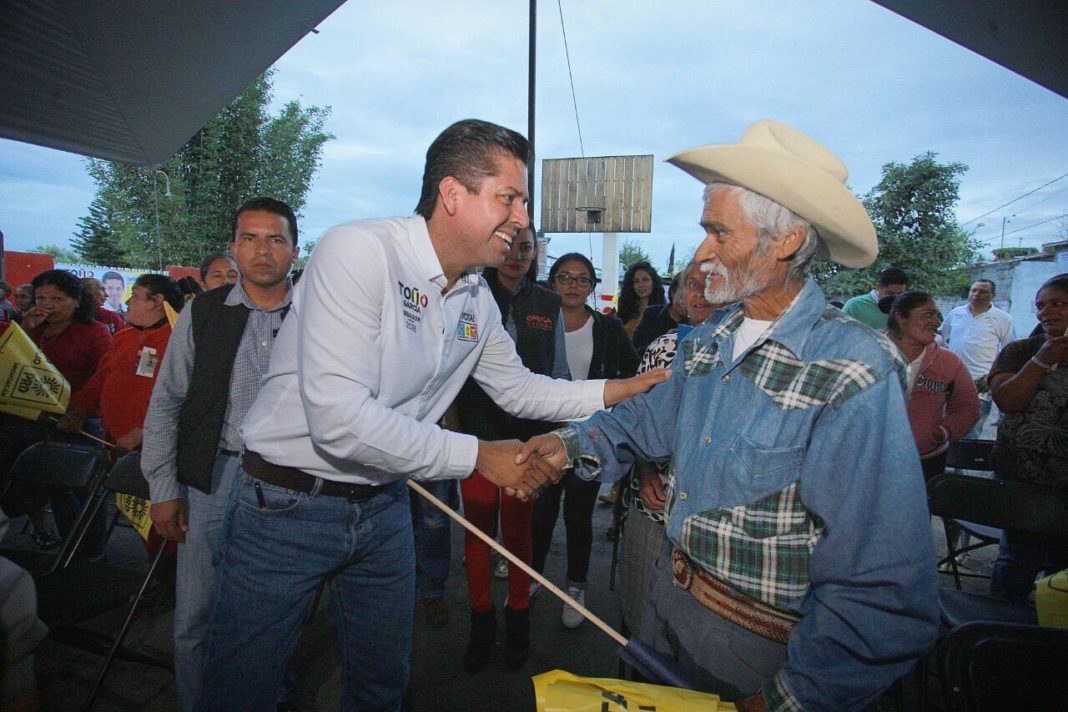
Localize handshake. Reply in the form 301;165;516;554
475;434;571;500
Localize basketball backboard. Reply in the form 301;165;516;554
540;155;653;233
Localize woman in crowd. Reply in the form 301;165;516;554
618;262;721;636
880;291;979;480
81;277;126;334
530;253;639;628
199;253;239;291
4;270;112;554
615;261;665;337
455;227;567;672
987;273;1068;601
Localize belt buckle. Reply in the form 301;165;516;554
671;549;693;591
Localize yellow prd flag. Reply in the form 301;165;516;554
0;322;70;420
163;300;179;328
116;493;154;541
532;670;736;712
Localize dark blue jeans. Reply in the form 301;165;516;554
195;473;413;712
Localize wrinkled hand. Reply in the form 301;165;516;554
477;439;560;500
1035;334;1068;369
603;367;671;407
151;498;187;543
55;406;89;434
639;470;666;511
115;427;143;452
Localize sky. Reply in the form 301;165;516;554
2;0;1067;276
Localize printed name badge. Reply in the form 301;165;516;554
135;346;158;377
456;312;480;342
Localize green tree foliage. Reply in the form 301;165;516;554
71;196;127;265
84;70;333;268
992;247;1039;260
813;152;982;297
33;244;79;262
618;239;651;270
665;243;676;277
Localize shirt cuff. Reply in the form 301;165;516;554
762;672;803;712
147;474;181;503
555;426;604;481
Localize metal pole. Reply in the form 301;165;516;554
527;0;536;226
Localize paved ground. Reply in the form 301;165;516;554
3;482;1000;712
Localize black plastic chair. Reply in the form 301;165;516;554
933;621;1068;711
938;440;1002;589
69;451;172;710
927;473;1068;627
0;440;110;573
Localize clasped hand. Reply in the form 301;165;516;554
476;436;569;500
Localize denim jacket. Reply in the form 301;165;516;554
558;278;939;711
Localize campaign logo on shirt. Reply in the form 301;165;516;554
524;314;554;331
399;281;428;333
457;312;479;342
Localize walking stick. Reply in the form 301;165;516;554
406;479;693;688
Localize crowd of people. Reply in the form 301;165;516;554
1;116;1065;712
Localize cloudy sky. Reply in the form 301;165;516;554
2;0;1067;275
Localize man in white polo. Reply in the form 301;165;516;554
942;279;1014;436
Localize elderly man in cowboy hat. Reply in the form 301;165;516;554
520;120;939;711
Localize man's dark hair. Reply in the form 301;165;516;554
31;269;94;323
135;273;185;313
231;197;298;246
102;270;124;285
876;267;909;287
415;119;532;220
974;278;996;296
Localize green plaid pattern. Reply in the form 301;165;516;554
678;481;824;608
764;673;803;712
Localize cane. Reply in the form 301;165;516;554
406;479;693;689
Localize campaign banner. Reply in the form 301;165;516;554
116;493;154;542
532;669;735;711
55;263;157;316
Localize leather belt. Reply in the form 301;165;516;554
242;450;388;502
671;548;799;644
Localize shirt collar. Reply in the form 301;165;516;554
228;278;293;312
403;215;480;293
708;277;827;360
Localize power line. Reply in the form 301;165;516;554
960;172;1068;227
1001;213;1068;238
556;0;584;158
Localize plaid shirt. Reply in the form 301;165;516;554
558;278;938;711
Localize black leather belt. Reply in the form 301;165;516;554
242;450;389;502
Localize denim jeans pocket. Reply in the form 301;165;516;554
237;475;305;515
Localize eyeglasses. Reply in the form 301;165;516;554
554;274;595;287
685;279;705;291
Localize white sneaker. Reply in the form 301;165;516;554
561;584;586;628
494;557;509;580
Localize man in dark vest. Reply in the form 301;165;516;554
141;197;299;711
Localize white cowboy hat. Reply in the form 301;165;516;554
667;120;877;268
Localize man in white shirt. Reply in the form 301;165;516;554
192;119;665;712
942;279;1015;437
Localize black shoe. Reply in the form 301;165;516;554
503;605;530;670
463;606;496;673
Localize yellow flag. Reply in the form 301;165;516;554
0;322;71;419
115;493;154;541
532;670;736;712
163;301;179;329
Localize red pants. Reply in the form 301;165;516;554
460;471;535;611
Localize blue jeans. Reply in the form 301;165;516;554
964;398;994;440
990;529;1068;602
195;473;414;712
410;479;452;599
174;451;241;712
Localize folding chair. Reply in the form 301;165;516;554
926;473;1068;628
0;440;110;573
933;621;1068;711
937;440;1003;589
69;450;173;710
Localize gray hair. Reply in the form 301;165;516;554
671;262;701;317
703;182;820;282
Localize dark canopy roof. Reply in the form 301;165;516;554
0;0;345;166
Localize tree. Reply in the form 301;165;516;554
33;244;79;262
83;70;333;267
813;152;982;297
618;239;651;270
664;243;676;277
71;196;127;265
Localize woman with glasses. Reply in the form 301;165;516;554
454;227;569;672
530;253;639;628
